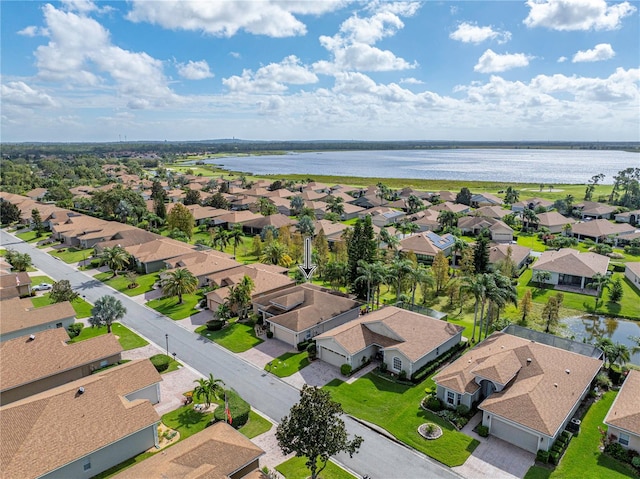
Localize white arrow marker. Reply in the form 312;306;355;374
298;236;317;281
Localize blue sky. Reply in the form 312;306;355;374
1;0;638;142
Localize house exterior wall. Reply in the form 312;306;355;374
269;308;360;347
384;350;411;376
483;413;543;453
125;383;161;405
1;353;122;405
435;385;478;409
491;231;513;243
625;266;640;291
42;424;159;479
0;317;75;343
142;259;167;274
533;270;559;286
350;345;378;368
607;425;640;452
230;459;261;479
409;334;462;376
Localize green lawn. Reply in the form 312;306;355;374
276;457;358;479
516;233;547;252
49;247;94;263
147;294;201;320
16;230;48;243
164;357;183;374
266;351;310;377
195;321;263;353
323;372;479;467
29;275;54;285
525;391;636;479
68;323;149;350
94;271;159;296
161;402;215;441
31;295;93;318
239;411;273;439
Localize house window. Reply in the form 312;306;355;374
56;323;63;328
83;458;91;471
100;360;108;368
393;357;402;371
447;391;455;405
619;433;630;447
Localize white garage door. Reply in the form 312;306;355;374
319;347;347;368
490;418;539;453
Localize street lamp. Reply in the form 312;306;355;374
165;334;169;358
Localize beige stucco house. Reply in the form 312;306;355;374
625;263;640;291
0;297;76;342
531;248;609;290
604;369;640;452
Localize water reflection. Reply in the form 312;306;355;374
562;315;640;366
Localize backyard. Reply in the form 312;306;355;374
323;372;479;467
195;320;263;353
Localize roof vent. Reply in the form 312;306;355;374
565;369;571;374
78;387;85;395
554;383;558;388
28;334;35;341
526;358;532;364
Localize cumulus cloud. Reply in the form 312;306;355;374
450;22;511;44
126;0;348;37
33;4;176;108
223;55;318;93
229;52;241;59
177;60;214;80
572;43;616;62
17;26;44;37
557;56;568;63
474;49;533;73
400;77;424;85
524;0;636;31
0;81;57;108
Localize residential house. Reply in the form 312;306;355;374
349;193;385;209
269;196;294;216
430;201;471;215
604;369;640;452
254;284;361;347
625;263;640;291
125;238;196;273
435;191;457;203
212;210;262;229
531;248;609;290
93;228;162;254
367;208;406;228
413;209;441;232
51;214;110;245
77;222;138;249
471;193;503;208
304;200;329;220
166;188;185;202
511;198;554;212
575;201;617;220
340;202;366;220
115;422;266;479
535;212;576;234
300;190;327;202
570;219;636;245
206;264;294;312
315;306;463;376
0;359;161;479
488;244;532;273
25;187;48;201
434;330;602;453
0;297;76;342
0;271;32;299
314;219;350;245
166;203;227;226
474;205;511;220
399;231;456;263
164;250;240;287
615;209;640;226
242;214;297;236
0;328;123;405
457;216;513;242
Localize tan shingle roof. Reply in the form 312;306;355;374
571;219;635;238
0;328;123;392
532;248;609;278
434;332;602;436
488;244;531;266
605;369;640;436
164;250;240;278
537;212;575;228
125;238;196;263
115;422;264;479
0;297;76;335
0;360;160;479
206;264;294;304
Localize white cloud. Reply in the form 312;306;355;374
450;22;511;44
474;49;532;73
17;26;44;37
400;77;424;85
557;56;568;63
223;55;318;93
524;0;636;31
177;60;214;80
61;0;114;14
0;81;57;108
229;52;241;59
126;0;348;38
572;43;616;62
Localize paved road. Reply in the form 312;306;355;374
1;230;462;479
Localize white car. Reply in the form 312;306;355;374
33;283;53;291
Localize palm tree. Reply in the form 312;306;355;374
461;274;487;343
406;195;424;214
193;374;225;408
297;215;315;236
231;275;255;319
595;337;615;370
355;260;377;310
161;268;198;304
396;220;419;238
483;272;517;339
437;210;457;230
409;265;433;309
90;295;126;333
378;228;399;257
209;226;230;252
521;208;539;232
451;237;468;268
629;335;640;354
261;241;288;266
326;196;345;217
290;195;304;216
390;257;414;303
588;273;611;310
228;224;243;258
611;343;630;369
100;246;130;278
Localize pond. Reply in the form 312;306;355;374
562;315;640;366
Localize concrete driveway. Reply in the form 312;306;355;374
453;434;535;479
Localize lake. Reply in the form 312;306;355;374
204;149;638;185
562;315;640;366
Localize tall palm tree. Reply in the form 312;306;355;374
483;272;517;339
356;260;378;310
233;275;255;319
326;196;345;216
521;208;539;232
193;374;225;408
396;220;419;238
261;241;288;266
161;268;198;304
210;226;230;252
611;343;630;369
409;265;433;309
290;195;304;216
437;210;457;230
451;237;468;268
378;228;399;257
90;295;126;333
228;224;243;258
461;274;486;343
588;273;611;310
100;246;130;278
390;257;414;303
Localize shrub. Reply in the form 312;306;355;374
595;372;612;390
399;370;407;381
266;331;273;339
341;364;352;376
456;404;470;417
609;368;623;385
477;425;489;437
150;354;170;372
206;319;225;331
605;442;628;462
213;389;250;428
549;452;560;465
411;342;465;383
536;450;550;464
297;340;311;352
67;323;84;338
379;361;387;373
425;397;442;411
306;343;316;360
632;456;640;468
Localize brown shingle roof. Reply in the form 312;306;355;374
115;422;264;479
0;360;160;479
164;250;240;278
434;332;602;436
0;328;123;392
532;248;609;278
0;297;76;335
536;212;575;228
604;369;640;436
125;238;196;263
571;219;635;238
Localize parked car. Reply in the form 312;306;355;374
33;283;53;291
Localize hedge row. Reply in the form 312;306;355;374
213;389;250;429
150;354;170;372
411;342;466;383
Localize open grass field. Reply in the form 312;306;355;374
195;321;263;353
67;322;149;350
30;294;93;318
324;372;479;467
94;271;158;297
